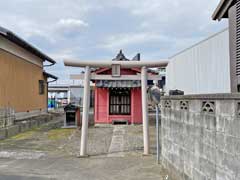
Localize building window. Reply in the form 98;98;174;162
39;80;45;95
109;88;131;115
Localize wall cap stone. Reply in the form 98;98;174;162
161;93;240;100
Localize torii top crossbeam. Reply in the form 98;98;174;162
64;50;168;68
64;59;168;68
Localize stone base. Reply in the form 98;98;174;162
77;155;90;158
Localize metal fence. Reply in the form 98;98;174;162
0;107;15;128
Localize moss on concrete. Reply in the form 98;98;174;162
47;129;75;140
10;128;40;140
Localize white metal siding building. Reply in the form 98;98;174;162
166;28;230;94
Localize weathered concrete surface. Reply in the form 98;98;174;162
161;94;240;180
0;155;167;180
0;117;169;180
0;113;62;141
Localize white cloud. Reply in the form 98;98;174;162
49;47;83;61
53;18;89;37
57;18;88;29
102;32;169;50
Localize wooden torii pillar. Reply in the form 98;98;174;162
64;60;168;157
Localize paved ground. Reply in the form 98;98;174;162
0;116;169;180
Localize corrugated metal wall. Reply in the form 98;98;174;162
166;29;231;94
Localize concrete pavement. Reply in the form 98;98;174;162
0;116;169;180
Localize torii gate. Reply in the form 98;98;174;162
64;57;168;157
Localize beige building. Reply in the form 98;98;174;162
0;26;57;118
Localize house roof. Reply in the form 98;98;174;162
0;26;56;65
43;71;58;80
212;0;236;20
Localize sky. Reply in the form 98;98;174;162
1;0;228;83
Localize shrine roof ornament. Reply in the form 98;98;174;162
112;50;129;61
112;50;141;61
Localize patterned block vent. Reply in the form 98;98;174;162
202;101;215;114
180;101;189;110
164;100;171;109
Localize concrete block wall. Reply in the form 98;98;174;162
160;94;240;180
0;108;15;128
0;113;63;140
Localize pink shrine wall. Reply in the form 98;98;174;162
94;68;143;124
94;87;142;124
